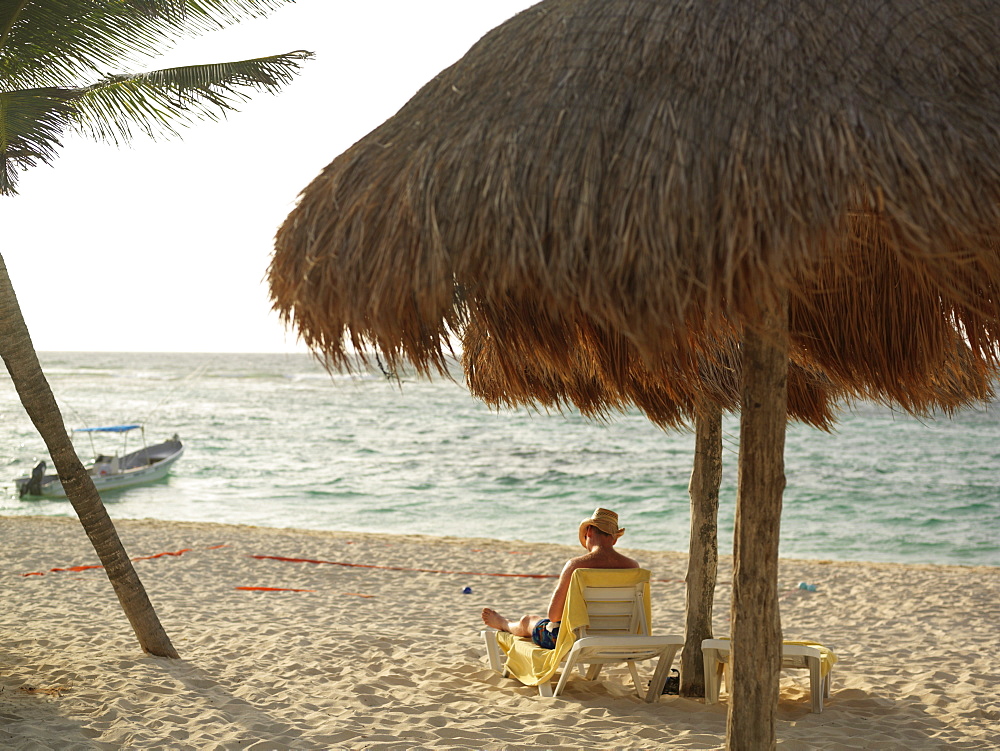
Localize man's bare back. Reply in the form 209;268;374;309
481;508;639;644
565;546;638;572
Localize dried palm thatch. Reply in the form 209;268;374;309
462;254;997;430
462;316;843;430
272;0;1000;396
789;212;999;411
269;1;1000;746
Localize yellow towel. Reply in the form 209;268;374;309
782;640;839;677
712;637;839;678
495;568;652;687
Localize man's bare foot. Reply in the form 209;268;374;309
481;607;508;630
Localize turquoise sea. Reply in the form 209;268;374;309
1;351;997;567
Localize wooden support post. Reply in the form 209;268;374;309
727;298;788;751
681;404;723;697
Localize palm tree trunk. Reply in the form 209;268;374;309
0;253;178;658
681;403;722;697
727;298;788;750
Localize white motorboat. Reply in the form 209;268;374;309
15;425;184;498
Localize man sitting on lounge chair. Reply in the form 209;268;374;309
481;508;640;650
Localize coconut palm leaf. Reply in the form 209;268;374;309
71;52;312;144
0;50;311;193
0;0;296;88
0;87;75;193
0;0;310;659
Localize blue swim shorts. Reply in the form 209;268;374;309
531;618;560;650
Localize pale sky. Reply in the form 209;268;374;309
4;1;536;353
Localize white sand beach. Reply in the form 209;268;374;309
1;515;997;749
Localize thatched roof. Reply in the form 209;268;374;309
789;213;999;412
270;0;1000;414
462;276;994;431
462;315;843;430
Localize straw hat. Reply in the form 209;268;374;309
579;508;625;549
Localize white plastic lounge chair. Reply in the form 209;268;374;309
701;637;838;713
482;568;683;701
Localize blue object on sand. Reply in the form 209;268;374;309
462;586;473;594
798;582;818;591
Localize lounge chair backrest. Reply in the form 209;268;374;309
483;567;683;701
578;576;650;638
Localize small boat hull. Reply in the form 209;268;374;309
15;437;184;498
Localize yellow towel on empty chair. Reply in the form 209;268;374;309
713;637;839;679
495;568;652;687
783;640;839;677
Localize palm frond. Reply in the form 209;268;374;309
0;86;76;194
0;0;298;89
71;51;312;145
0;49;311;194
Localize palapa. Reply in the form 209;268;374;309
462;317;843;430
270;1;1000;747
271;0;1000;378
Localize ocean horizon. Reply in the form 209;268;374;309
2;351;998;568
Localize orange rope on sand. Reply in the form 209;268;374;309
250;554;560;579
232;588;374;597
133;548;192;560
249;554;695;585
20;544;229;577
20;545;696;588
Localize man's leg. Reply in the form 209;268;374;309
482;608;542;638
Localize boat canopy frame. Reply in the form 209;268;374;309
72;424;146;459
73;424;142;433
